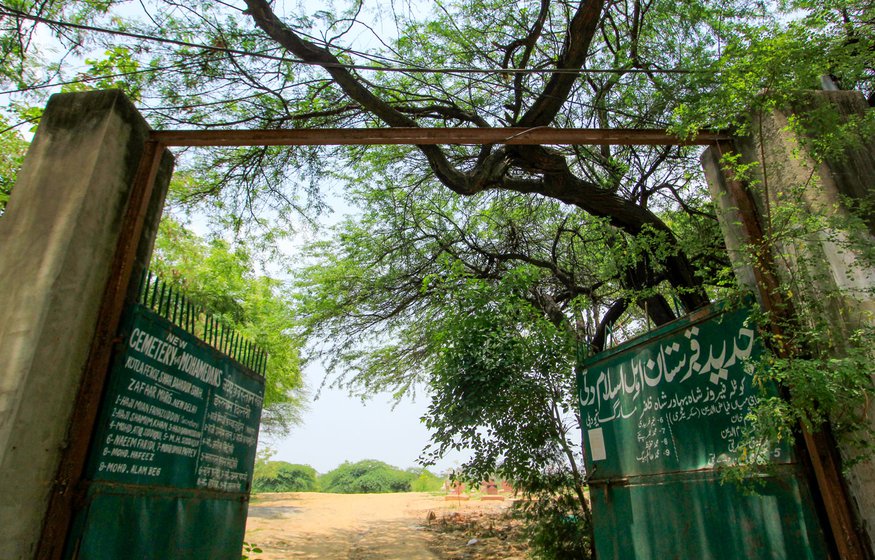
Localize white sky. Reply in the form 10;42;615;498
266;362;468;474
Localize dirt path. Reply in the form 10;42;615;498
245;492;525;559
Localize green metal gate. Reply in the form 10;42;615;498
64;273;266;560
577;302;829;559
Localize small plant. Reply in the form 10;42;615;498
241;541;262;560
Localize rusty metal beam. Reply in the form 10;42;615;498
151;127;729;147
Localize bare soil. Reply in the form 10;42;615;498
245;492;529;559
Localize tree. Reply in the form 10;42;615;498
422;270;590;502
295;164;725;389
318;460;415;493
0;114;27;216
252;460;319;492
292;176;725;559
0;0;739;324
0;0;869;322
151;215;306;434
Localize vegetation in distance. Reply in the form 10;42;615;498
252;457;444;494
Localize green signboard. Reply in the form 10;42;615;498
65;303;265;560
578;303;828;559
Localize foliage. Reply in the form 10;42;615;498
517;487;593;560
252;461;318;493
241;541;262;560
408;468;445;493
714;96;875;483
0;0;869;290
0;0;744;316
422;273;582;487
151;215;305;434
318;460;422;494
671;0;874;137
0;115;28;216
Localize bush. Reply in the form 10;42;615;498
252;462;318;492
518;491;592;560
408;468;445;492
319;460;417;494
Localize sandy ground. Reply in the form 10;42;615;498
244;492;528;559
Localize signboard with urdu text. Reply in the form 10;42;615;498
577;302;828;559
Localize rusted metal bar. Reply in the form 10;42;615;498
151;127;730;147
37;140;166;560
715;140;868;560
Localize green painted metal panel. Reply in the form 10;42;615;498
577;302;828;560
65;304;264;559
85;305;262;491
74;490;247;560
589;468;828;560
578;304;787;478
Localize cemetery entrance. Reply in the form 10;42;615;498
578;302;828;559
0;90;869;559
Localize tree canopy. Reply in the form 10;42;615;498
0;114;28;215
1;0;870;314
151;215;306;434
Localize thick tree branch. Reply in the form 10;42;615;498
242;0;471;191
500;145;708;310
396;104;490;127
591;297;629;353
503;0;551;122
243;0;707;312
518;0;607;127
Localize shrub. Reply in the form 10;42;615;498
319;460;414;493
407;468;444;492
518;490;592;560
252;462;318;492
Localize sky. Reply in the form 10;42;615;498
265;362;469;474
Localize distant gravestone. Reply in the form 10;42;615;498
481;480;504;501
445;481;469;501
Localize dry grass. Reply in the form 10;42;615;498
423;508;530;559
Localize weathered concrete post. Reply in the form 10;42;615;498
702;90;875;557
0;90;173;559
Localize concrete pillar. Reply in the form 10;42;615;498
702;90;875;554
0;90;173;559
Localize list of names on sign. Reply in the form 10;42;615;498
89;306;264;493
